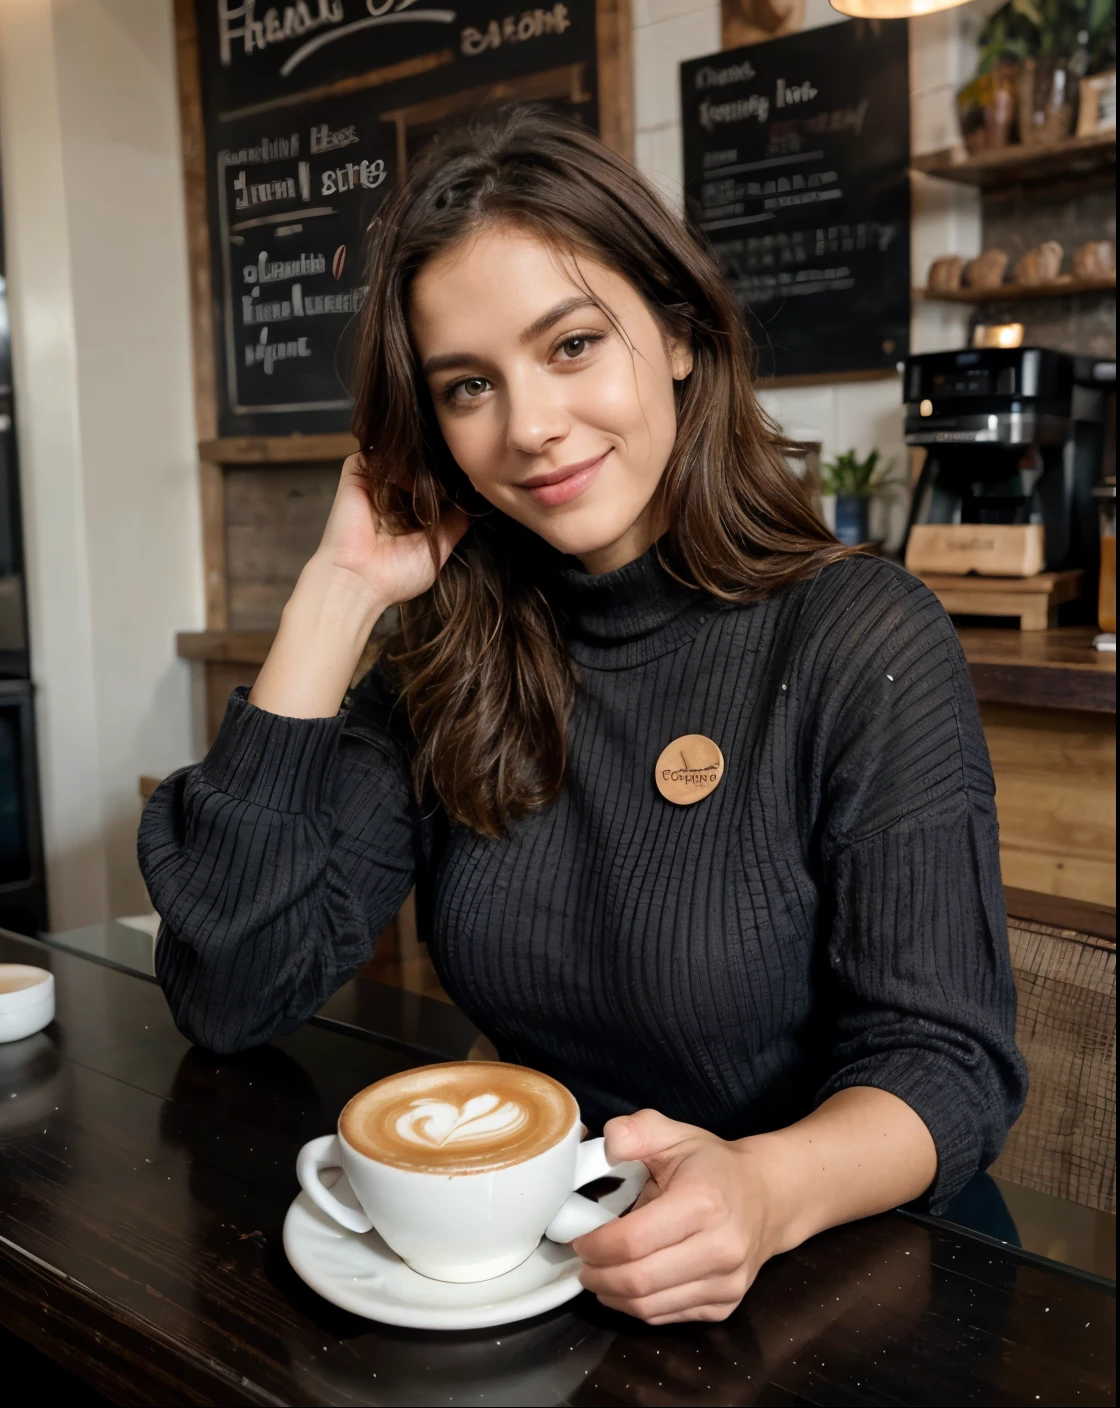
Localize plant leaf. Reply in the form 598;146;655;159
1011;0;1045;30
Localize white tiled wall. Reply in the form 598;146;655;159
631;3;982;548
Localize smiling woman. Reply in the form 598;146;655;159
140;107;1026;1327
410;237;686;561
344;109;850;834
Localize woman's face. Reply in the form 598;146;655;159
408;223;691;574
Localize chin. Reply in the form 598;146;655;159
526;505;641;562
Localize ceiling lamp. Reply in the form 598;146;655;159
829;0;974;17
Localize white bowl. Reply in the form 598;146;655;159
0;965;55;1043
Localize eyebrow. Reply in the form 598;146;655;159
420;296;599;377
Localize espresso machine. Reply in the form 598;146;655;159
902;348;1114;596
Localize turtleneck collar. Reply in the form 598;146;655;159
553;543;711;669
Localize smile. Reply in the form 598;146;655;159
518;450;611;508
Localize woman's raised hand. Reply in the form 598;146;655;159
250;454;469;720
316;453;470;615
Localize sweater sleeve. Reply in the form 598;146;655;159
137;668;419;1053
807;560;1027;1212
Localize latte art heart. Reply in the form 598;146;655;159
340;1061;577;1174
395;1094;529;1149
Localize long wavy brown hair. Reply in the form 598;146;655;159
351;106;852;838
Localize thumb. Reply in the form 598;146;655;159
603;1108;699;1170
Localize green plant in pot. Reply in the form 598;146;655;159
968;0;1116;148
821;449;893;548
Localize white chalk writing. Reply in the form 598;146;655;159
310;123;358;154
694;59;756;90
234;171;297;209
218;0;344;66
242;284;368;324
242;252;327;284
221;135;299;166
245;329;313;374
320;159;386;195
699;94;770;129
461;4;569;55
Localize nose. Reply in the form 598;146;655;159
504;369;570;458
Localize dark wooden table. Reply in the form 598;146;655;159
0;933;1113;1407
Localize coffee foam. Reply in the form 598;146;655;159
339;1062;577;1174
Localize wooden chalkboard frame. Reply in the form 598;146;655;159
173;0;632;633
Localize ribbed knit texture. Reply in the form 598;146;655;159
139;551;1026;1210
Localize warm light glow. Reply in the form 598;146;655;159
972;323;1026;349
829;0;973;16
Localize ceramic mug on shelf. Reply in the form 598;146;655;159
296;1061;648;1283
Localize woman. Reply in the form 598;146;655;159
140;108;1025;1324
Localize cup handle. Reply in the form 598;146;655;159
544;1136;649;1244
296;1134;374;1234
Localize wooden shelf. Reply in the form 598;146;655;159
915;275;1117;304
177;630;275;665
918;569;1083;631
911;131;1116;189
198;433;357;466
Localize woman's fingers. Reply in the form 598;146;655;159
595;1270;749;1323
342;450;416;495
630;1177;664;1212
580;1228;745;1301
574;1181;712;1267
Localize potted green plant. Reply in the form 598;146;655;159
821;449;894;547
963;0;1116;149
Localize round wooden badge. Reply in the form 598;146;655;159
654;734;725;806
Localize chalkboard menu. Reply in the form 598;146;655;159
195;0;603;436
681;20;910;382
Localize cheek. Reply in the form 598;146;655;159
579;349;676;445
436;407;503;486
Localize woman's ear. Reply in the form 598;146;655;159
669;333;694;382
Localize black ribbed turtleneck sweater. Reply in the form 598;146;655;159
139;550;1026;1210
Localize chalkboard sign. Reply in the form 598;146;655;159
194;0;609;436
681;20;910;382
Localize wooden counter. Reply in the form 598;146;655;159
954;629;1116;908
960;626;1116;714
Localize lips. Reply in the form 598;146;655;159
520;450;610;507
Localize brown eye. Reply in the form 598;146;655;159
560;337;588;358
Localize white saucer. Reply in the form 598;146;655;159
283;1174;641;1331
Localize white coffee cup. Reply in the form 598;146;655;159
297;1083;647;1283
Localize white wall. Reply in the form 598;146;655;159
0;0;202;928
632;0;982;546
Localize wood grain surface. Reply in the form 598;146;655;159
961;626;1116;714
906;524;1046;577
1005;886;1117;943
914;275;1117;303
919;571;1084;631
0;932;1114;1407
981;703;1116;907
910;130;1116;189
